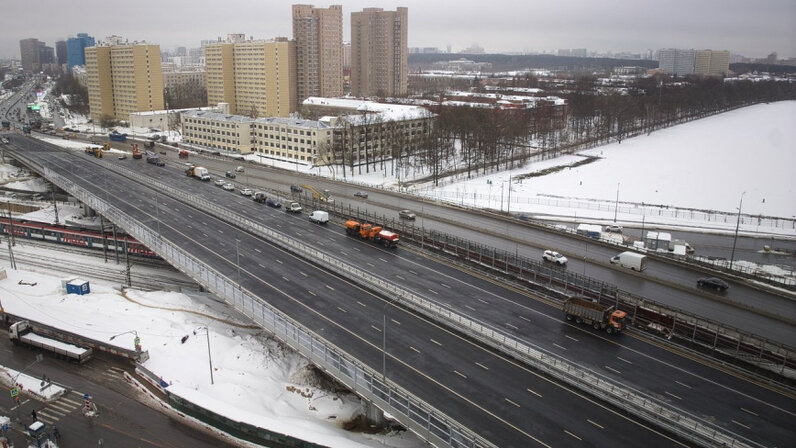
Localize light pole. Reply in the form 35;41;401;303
614;182;620;223
195;326;214;385
235;239;241;287
729;192;746;271
154;192;161;236
109;330;142;353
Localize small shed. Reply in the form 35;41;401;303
645;231;672;251
66;279;90;295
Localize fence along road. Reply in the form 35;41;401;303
6;139;769;448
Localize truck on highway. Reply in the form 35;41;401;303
84;145;104;158
178;149;189;159
563;296;626;334
146;151;165;166
345;220;399;248
185;165;211;181
108;131;127;142
309;210;329;224
9;320;93;363
609;251;648;271
132;144;142;159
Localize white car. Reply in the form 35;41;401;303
604;224;623;233
240;188;253;196
235;166;245;172
543;250;568;265
214;179;226;186
222;183;235;191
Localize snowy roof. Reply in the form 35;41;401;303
253;116;330;130
303;97;434;122
67;278;88;285
132;107;215;116
181;110;255;124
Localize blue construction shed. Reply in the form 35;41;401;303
66;279;90;295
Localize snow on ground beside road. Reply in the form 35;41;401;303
3;177;49;192
0;267;423;448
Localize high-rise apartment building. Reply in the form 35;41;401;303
292;4;343;102
66;33;96;69
85;42;164;121
694;50;730;76
350;7;408;97
56;41;68;66
19;38;40;72
658;48;696;76
205;35;297;118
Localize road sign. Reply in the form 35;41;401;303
9;387;19;398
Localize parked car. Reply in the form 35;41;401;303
286;202;302;213
235;166;245;172
225;171;236;179
240;188;253;196
697;277;729;291
542;250;568;265
266;198;281;208
398;209;416;220
214;179;226;187
604;224;623;233
222;183;235;191
354;191;368;199
290;185;303;193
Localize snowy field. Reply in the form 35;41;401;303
0;266;422;448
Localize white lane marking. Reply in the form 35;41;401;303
587;419;603;429
258;263;265;269
475;362;489;371
254;248;261;253
340;251;348;256
616;356;633;364
307;291;316;296
454;370;467;379
408;270;417;275
429;289;438;295
325;285;334;291
409;346;420;354
553;343;567;350
430;339;442;346
379;258;388;263
218;229;224;234
564;430;582;441
356;301;367;307
565;335;579;342
336;306;346;313
282;276;289;281
367;262;374;267
518;315;530;322
605;366;622;375
390;318;401;325
371;325;382;332
441;283;451;288
665;391;682;400
505;398;520;408
202;221;207;226
675;380;692;389
740;408;758;416
477;298;489;304
526;388;542;398
464;305;476;311
299;271;308;277
731;420;750;430
396;275;405;280
276;259;283;264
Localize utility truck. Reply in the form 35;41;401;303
563;297;626;335
9;320;93;363
345;220;399;248
186;165;211;181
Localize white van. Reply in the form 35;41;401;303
609;251;648;271
309;210;329;224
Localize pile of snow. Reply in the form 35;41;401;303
0;268;421;448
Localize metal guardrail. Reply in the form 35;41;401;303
27;161;495;448
11;144;761;448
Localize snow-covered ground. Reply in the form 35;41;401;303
0;266;422;448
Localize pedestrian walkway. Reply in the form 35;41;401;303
35;395;82;425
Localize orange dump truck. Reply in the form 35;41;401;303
345;220;399;248
132;144;142;159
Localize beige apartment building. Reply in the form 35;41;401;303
204;36;297;118
85;43;164;121
293;4;343;102
350;7;408;97
181;109;332;160
163;69;205;95
694;50;730;76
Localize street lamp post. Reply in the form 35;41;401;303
195;327;214;385
109;330;141;353
729;192;746;271
614;182;620;223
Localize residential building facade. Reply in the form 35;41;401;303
85;42;165;121
55;41;68;66
204;36;297;118
659;48;730;76
658;48;695;76
66;33;96;69
350;7;408;97
293;4;343;102
163;70;206;96
19;38;40;72
694;49;730;76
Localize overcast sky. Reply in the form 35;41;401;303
2;0;794;60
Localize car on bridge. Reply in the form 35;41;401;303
240;188;253;196
604;224;623;233
543;250;568;265
398;209;416;220
354;191;368;199
266;198;281;208
214;178;226;187
697;277;729;291
222;183;235;191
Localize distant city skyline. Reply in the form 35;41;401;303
2;0;794;61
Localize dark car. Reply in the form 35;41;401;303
225;171;236;179
266;198;281;208
354;191;368;199
697;277;729;291
290;185;303;193
398;209;416;220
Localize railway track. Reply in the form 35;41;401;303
0;239;198;291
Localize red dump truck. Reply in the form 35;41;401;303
563;296;626;334
345;220;399;248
